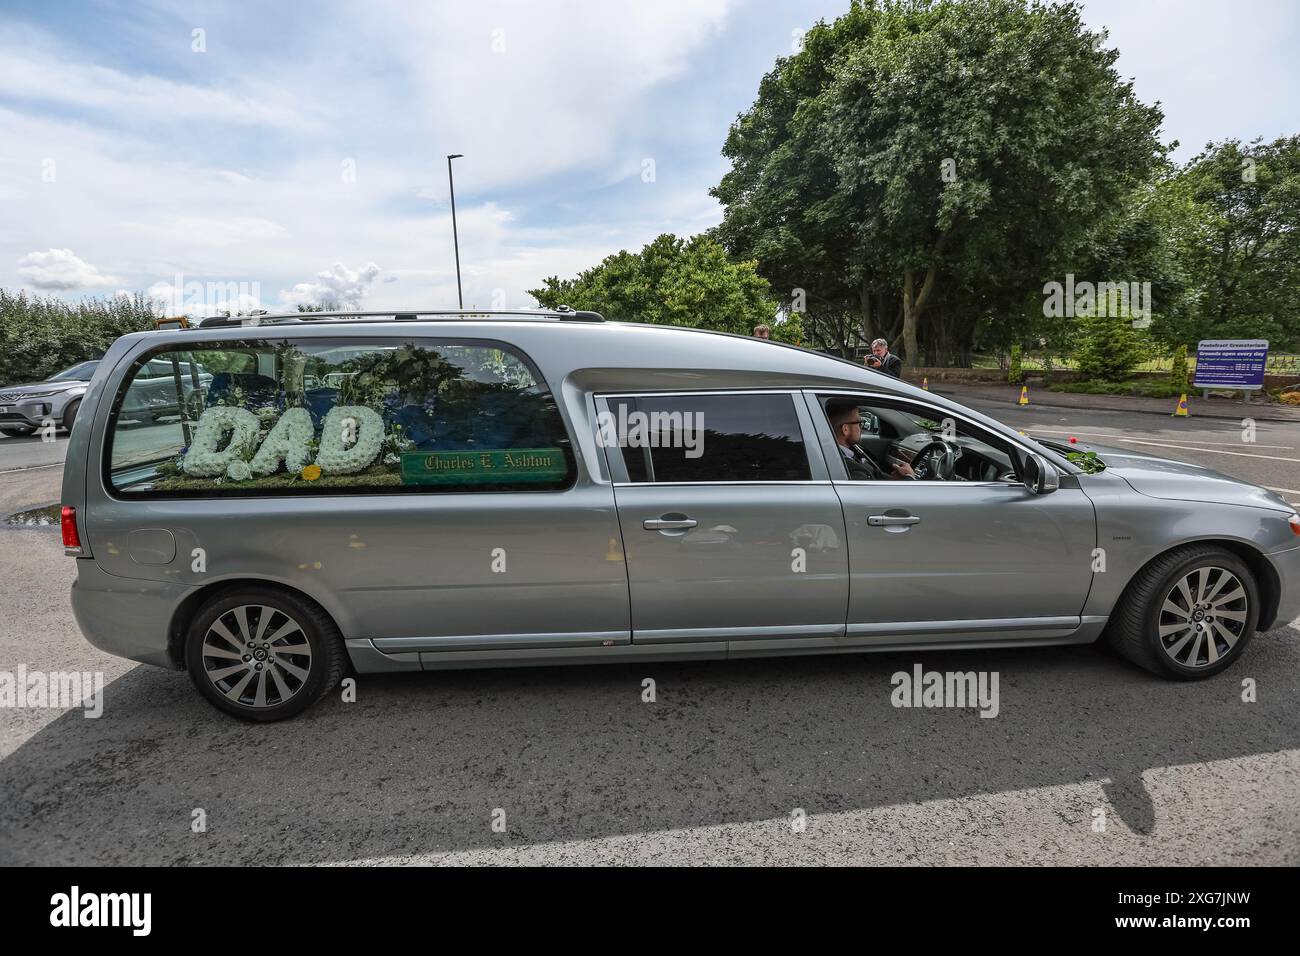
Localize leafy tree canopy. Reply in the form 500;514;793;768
1156;136;1300;350
712;0;1167;363
528;233;777;336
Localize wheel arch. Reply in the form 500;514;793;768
1117;538;1280;632
166;578;345;668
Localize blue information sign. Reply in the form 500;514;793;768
1193;339;1269;390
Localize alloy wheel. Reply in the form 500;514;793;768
200;605;313;708
1157;566;1248;668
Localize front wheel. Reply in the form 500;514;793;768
1107;545;1259;679
185;588;346;721
61;399;81;432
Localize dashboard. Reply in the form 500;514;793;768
887;432;1019;482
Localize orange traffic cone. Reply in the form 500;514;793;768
1018;385;1029;406
1172;393;1189;417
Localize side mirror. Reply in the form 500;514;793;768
1023;453;1059;495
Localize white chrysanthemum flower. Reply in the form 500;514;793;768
316;405;384;475
250;407;315;476
226;460;253;481
181;406;261;477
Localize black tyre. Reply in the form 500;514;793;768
185;588;346;721
62;399;81;432
0;425;35;437
1107;545;1258;680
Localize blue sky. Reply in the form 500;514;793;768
1;0;1298;315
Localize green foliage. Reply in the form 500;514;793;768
1062;171;1193;347
772;313;805;345
1073;314;1149;383
1168;343;1190;393
155;462;402;491
1151;136;1300;351
528;234;777;335
0;289;158;387
1065;450;1106;474
1008;344;1023;384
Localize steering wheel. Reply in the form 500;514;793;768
910;438;960;480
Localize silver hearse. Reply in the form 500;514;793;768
62;310;1300;720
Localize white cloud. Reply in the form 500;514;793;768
336;0;737;188
279;262;383;310
16;248;119;290
0;25;319;131
127;216;289;248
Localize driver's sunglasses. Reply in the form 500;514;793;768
850;419;868;428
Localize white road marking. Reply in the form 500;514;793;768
1262;485;1300;496
1028;429;1300;463
1028;428;1294;450
1106;438;1300;464
0;461;65;475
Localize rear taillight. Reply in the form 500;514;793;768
61;505;81;553
1290;514;1300;537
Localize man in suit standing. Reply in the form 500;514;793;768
865;338;902;377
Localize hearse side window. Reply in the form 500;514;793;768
606;392;811;483
819;394;1023;484
105;338;575;496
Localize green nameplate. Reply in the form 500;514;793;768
401;448;568;485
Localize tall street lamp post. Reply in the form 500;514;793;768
446;153;464;309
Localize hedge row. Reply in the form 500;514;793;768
0;290;158;387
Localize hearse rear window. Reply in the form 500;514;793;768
105;338;576;496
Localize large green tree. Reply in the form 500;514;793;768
711;0;1167;364
1156;136;1300;350
528;233;777;335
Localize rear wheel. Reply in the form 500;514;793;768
185;588;346;721
1107;545;1258;679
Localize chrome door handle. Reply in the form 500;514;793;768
867;514;920;527
643;517;698;530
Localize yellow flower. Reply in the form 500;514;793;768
301;464;322;481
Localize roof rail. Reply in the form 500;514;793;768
192;306;604;329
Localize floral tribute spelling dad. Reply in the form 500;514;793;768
181;404;384;482
146;343;569;491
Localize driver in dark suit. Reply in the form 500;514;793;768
827;403;916;480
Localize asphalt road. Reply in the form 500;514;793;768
1;403;1297;866
0;430;68;474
